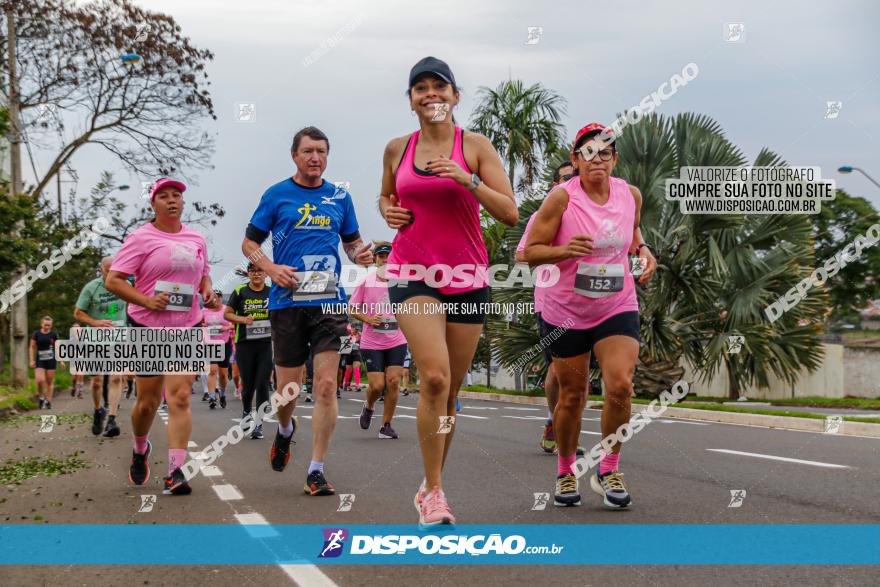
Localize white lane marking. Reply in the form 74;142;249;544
706;449;850;469
505;407;541;411
346;398;363;403
395;414;417;419
462;406;499;410
582;417;601;421
234;513;280;538
502;415;546;420
455;414;489;420
279;564;339;587
187;441;198;448
580;431;602;436
394;405;417;410
212;484;244;500
656;419;709;426
200;465;223;477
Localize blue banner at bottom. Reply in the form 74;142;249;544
1;524;878;565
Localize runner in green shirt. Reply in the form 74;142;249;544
74;256;127;438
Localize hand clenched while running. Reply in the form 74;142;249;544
268;263;299;289
637;247;657;284
145;292;171;311
424;156;469;186
564;234;594;258
385;194;413;229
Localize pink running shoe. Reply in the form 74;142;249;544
413;479;427;513
419;486;455;529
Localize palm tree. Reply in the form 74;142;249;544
490;112;827;399
469;80;567;193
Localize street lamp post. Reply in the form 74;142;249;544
838;166;880;190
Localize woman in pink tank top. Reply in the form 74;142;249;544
378;57;517;527
524;123;657;509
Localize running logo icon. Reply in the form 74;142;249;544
319;528;348;558
431;103;450;122
728;489;746;508
39;415;56;433
532;492;549;510
138;494;156;513
824;101;842;119
824;415;842;435
630;257;647;276
725;23;745;42
337;493;355;512
437;416;455;434
236;102;256;122
525;26;543;45
727;335;744;354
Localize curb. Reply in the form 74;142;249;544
457;391;880;439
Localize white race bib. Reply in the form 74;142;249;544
155;281;194;312
290;270;338;300
375;315;398;333
38;349;54;361
208;325;223;338
245;319;271;339
574;263;625;299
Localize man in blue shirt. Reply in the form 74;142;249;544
242;126;372;497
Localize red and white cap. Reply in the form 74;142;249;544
149;177;187;201
573;122;613;151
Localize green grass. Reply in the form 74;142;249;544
461;384;544;398
463;385;880;424
765;396;880;410
668;403;880;425
0;453;88;485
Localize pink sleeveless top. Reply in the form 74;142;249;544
386;127;488;294
541;176;639;329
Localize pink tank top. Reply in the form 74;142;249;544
540;176;639;330
386;127;488;294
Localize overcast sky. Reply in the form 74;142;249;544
32;0;880;287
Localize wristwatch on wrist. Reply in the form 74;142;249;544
466;173;481;191
635;243;651;256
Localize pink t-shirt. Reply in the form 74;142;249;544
348;271;407;350
540;176;639;330
516;213;544;314
111;223;210;328
201;306;232;343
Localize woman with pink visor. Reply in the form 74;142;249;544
525;123;656;509
107;177;220;496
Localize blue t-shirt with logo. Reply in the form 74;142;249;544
249;178;359;310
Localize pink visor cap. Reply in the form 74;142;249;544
149;177;187;201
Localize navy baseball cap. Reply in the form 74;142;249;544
374;244;392;255
409;56;456;88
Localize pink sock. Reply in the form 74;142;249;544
343;367;352;387
600;452;620;475
353;369;361;386
557;453;576;475
168;448;188;474
133;435;149;455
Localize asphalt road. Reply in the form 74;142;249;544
1;384;878;586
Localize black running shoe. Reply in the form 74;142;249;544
202;391;209;402
359;403;374;430
336;388;341;399
208;397;217;410
163;467;192;495
304;470;335;496
38;397;45;409
129;441;152;486
44;401;52;410
304;394;312;403
103;417;120;438
269;421;296;472
250;423;264;439
379;423;398;439
219;393;227;409
92;407;106;436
